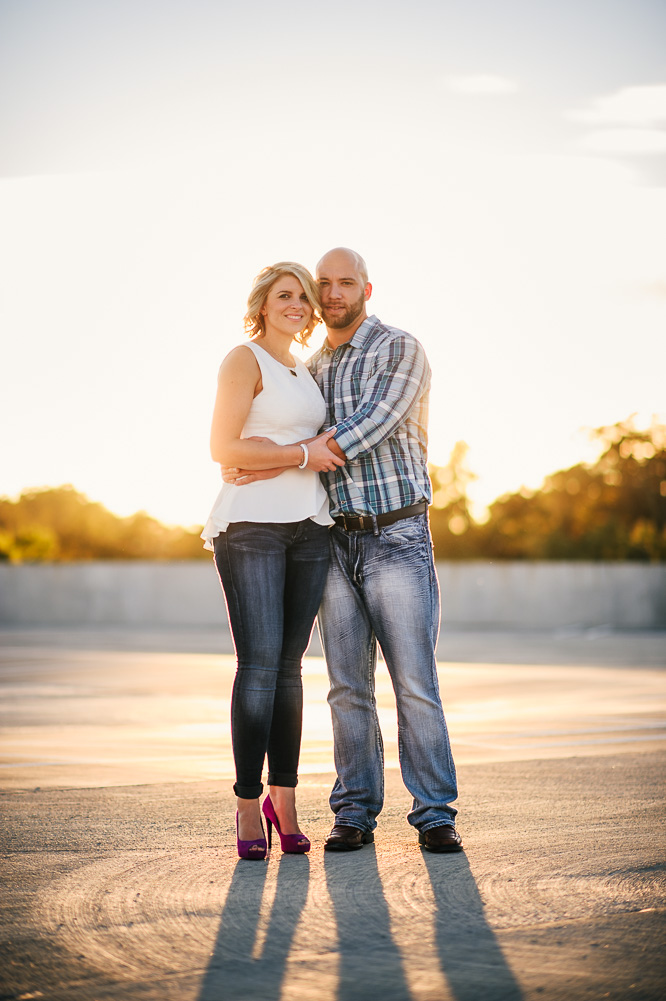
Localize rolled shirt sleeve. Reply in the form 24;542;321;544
332;334;431;461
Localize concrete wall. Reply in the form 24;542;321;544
435;562;666;630
1;561;665;630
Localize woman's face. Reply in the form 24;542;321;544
260;274;313;338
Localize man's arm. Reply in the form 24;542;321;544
326;437;346;461
222;465;287;485
330;334;429;460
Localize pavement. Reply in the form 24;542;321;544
1;627;665;1001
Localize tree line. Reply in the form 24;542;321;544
429;419;665;561
0;488;204;562
1;419;664;563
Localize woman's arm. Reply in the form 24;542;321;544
210;347;344;472
221;431;346;485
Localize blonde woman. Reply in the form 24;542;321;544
202;262;343;860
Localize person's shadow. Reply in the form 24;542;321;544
324;845;411;1000
199;847;522;1001
198;854;309;1001
423;851;524;1001
324;846;523;1001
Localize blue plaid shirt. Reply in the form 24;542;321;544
308;315;432;517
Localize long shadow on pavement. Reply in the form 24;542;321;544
423;851;523;1001
198;854;309;1001
324;846;411;1001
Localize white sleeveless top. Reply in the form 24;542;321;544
201;342;333;549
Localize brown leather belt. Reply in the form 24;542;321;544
333;501;428;532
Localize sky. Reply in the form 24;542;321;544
1;0;665;528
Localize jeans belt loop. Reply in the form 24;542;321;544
371;513;379;536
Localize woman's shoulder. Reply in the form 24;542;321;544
218;342;261;380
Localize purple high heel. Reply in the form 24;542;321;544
236;811;267;861
262;795;310;854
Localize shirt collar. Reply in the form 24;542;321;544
322;315;378;354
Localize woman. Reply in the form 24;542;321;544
202;262;343;860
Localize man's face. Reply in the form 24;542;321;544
317;251;370;330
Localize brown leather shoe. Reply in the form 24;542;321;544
418;825;463;853
324;825;375;852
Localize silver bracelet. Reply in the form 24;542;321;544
298;443;309;469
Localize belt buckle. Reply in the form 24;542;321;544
342;513;366;530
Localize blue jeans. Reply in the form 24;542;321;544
214;520;330;799
317;514;458;832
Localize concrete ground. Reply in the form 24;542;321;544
0;627;665;1001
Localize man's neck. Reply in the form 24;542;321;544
325;313;369;350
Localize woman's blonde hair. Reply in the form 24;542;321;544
244;261;321;345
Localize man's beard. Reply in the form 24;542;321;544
322;292;366;329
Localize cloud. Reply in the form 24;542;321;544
566;84;666;127
579;128;666;155
443;74;518;96
566;84;666;158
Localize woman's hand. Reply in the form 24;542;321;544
222;431;345;483
305;429;346;472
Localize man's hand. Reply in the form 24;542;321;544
221;465;285;485
220;437;285;484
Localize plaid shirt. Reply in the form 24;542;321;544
308;314;432;517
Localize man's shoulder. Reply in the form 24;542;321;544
363;316;426;357
307;317;426;369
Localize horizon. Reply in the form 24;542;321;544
3;410;662;533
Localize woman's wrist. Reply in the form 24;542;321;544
282;443;305;467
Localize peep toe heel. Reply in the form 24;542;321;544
262;795;310;854
236;811;267;861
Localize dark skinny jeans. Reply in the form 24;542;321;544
214;519;330;799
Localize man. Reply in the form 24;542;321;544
225;249;462;853
310;248;461;854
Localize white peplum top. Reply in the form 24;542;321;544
201;341;333;549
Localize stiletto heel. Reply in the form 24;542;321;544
236;811;267;861
262;795;310;854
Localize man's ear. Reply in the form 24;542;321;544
364;282;373;301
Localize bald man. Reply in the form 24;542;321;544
309;248;462;853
